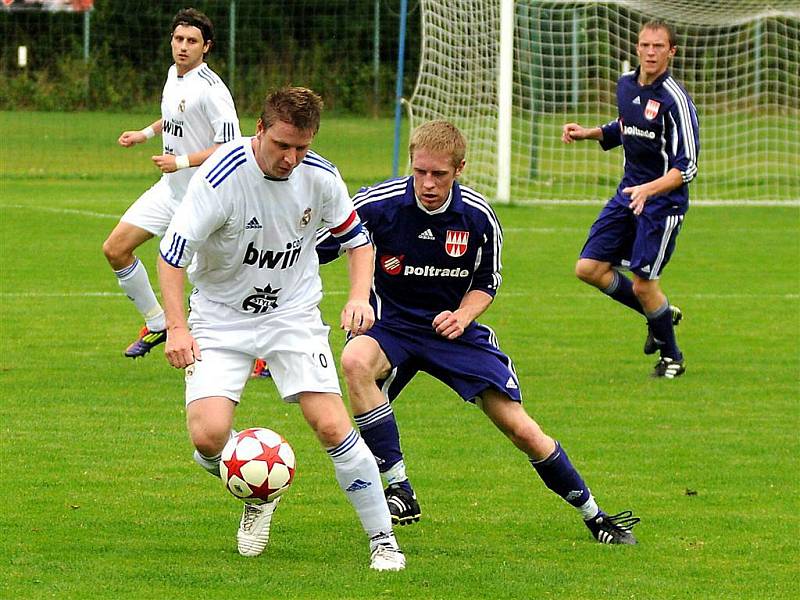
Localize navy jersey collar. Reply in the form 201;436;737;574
403;176;465;214
634;65;671;89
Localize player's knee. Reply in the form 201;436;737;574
340;348;376;384
575;259;600;285
188;422;229;457
102;236;131;268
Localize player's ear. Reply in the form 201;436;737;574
455;159;465;178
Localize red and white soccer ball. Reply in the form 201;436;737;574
220;428;296;504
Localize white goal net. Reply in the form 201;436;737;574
406;0;800;203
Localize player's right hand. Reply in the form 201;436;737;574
118;130;145;147
164;326;201;369
561;123;585;143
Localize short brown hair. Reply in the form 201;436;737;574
408;120;466;169
172;8;214;55
639;20;677;48
259;87;324;134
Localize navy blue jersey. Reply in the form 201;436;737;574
600;67;699;211
317;176;502;331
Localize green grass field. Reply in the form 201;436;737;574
1;111;798;599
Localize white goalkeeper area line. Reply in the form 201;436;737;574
1;291;797;300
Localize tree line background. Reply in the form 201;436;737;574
0;0;421;115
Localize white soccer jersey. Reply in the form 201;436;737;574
159;62;240;199
160;138;369;315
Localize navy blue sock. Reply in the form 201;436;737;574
530;442;591;508
646;301;682;360
353;402;413;494
602;271;645;315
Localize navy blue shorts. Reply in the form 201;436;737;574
580;196;685;280
360;319;522;404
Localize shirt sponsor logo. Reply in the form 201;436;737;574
380;254;404;275
445;230;469;257
243;239;302;270
403;265;470;278
163;118;184;137
645;99;661;120
622;124;656;139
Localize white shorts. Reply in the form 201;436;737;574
120;177;181;236
184;291;342;405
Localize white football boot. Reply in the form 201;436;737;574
237;496;281;557
369;533;406;571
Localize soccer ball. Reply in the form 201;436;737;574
220;428;296;504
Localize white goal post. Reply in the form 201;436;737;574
406;0;800;204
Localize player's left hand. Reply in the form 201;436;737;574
341;299;375;336
623;184;651;216
152;154;178;173
433;310;467;340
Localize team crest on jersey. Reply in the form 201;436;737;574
380;255;404;276
178;99;186;112
644;99;660;120
445;230;469;257
299;208;312;228
242;283;281;314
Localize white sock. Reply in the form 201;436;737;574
115;258;166;331
192;431;236;479
578;495;600;520
193;450;221;478
382;461;408;487
327;429;393;539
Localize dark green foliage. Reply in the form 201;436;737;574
0;0;419;114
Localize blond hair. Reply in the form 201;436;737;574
408;120;466;169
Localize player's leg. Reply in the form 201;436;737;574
630;212;686;377
103;220;168;357
103;180;177;357
186;395;237;477
341;333;420;526
477;390;639;545
576;201;644;315
183;337;276;557
298;391;405;571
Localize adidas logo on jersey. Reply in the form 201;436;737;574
246;217;262;230
632;96;641;105
505;376;518;389
418;229;435;240
641;264;651;273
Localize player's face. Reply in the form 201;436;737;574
171;25;209;75
411;148;464;211
253;119;314;179
636;27;675;83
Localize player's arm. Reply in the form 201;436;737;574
624;168;685;216
433;289;494;340
156;256;200;369
151;144;223;174
625;98;699;215
118;119;163;147
341;243;375;335
561;123;603;143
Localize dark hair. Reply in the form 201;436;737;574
259;87;324;134
172;8;215;53
640;20;677;48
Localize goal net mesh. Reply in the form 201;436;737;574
406;0;800;203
